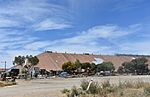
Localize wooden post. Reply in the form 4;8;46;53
86;79;93;91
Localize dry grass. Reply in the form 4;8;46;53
0;81;17;87
62;80;150;97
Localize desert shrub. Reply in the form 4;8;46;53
129;93;141;97
118;81;124;89
118;80;149;89
0;82;16;87
0;82;5;87
5;82;17;86
101;82;117;96
81;80;89;90
62;89;70;94
121;81;134;88
66;86;84;97
98;88;108;97
71;86;80;96
87;81;99;94
106;85;116;93
144;86;150;95
118;81;135;89
134;80;145;89
81;80;100;94
62;79;150;97
101;80;111;89
119;91;124;96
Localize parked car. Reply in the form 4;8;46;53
38;75;45;79
59;72;70;78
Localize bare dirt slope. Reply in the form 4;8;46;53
36;52;133;71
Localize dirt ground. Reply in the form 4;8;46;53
0;75;150;97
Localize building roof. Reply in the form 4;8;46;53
0;68;6;72
36;52;149;71
8;65;22;70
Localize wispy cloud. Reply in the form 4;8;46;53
24;41;51;50
0;0;72;67
118;41;150;55
0;23;148;67
111;0;145;12
33;19;71;31
0;19;19;28
24;24;142;55
0;0;72;30
61;24;141;44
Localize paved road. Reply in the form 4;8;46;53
0;76;150;97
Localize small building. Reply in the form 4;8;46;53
0;68;6;74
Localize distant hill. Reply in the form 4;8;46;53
115;54;150;57
36;51;150;71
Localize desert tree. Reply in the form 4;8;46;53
13;56;25;66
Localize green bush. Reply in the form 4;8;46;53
87;82;99;94
106;86;116;93
80;80;89;90
144;86;150;95
70;86;79;97
119;91;124;96
61;89;70;94
80;80;100;94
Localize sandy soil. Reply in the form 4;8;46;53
0;75;150;97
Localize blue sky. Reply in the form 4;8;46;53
0;0;150;67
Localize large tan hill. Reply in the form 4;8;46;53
36;52;150;71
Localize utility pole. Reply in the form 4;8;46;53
4;61;6;72
1;61;6;72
